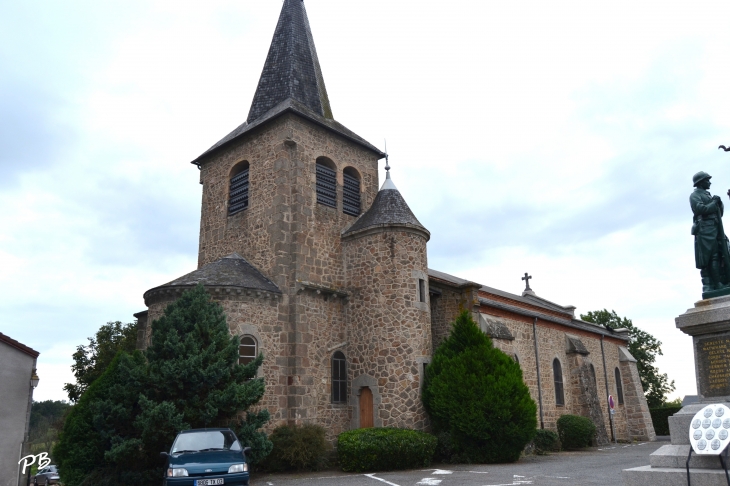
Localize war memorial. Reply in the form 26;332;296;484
623;170;730;485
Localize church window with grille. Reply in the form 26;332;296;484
615;368;624;405
316;158;337;208
239;335;257;365
332;351;347;403
343;167;361;216
553;358;565;406
229;161;250;214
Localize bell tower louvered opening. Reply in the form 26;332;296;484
229;161;250;214
343;167;361;216
316;157;336;208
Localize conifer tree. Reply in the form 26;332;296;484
422;310;536;463
55;284;271;485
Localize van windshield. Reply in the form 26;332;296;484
171;430;241;453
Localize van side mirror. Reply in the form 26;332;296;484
160;452;169;459
242;447;252;457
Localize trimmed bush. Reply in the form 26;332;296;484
337;428;437;472
533;429;560;454
556;415;596;449
264;424;331;471
649;406;681;435
422;311;537;463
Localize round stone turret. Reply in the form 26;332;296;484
342;171;432;430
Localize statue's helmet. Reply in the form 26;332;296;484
693;171;712;186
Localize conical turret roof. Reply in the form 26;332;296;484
342;173;429;240
191;0;384;165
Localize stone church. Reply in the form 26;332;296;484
135;0;655;443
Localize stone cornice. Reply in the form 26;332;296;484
144;285;282;306
295;280;349;301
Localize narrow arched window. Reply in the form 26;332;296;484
332;351;347;403
615;368;624;405
229;161;250;214
553;358;565;406
316;157;336;208
343;167;361;216
239;335;257;365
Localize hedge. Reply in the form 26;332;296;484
649;406;682;436
556;415;596;449
533;429;560;454
337;428;437;472
263;424;331;471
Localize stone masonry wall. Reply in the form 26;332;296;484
344;229;432;431
620;359;656;441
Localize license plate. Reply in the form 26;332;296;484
195;480;224;486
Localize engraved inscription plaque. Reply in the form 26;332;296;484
696;336;730;397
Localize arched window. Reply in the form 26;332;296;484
343;167;361;216
553;358;565;406
229;161;250;214
615;368;624;405
316;157;336;208
332;351;347;403
239;335;257;365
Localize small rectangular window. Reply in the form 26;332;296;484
418;279;426;303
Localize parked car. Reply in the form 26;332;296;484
161;428;251;486
32;465;60;485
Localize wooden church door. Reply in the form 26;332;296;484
359;387;374;428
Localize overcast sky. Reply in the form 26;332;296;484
2;0;730;403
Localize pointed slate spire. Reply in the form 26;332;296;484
247;0;332;124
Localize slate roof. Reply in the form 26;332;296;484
427;268;576;316
190;0;385;165
145;253;281;295
247;0;331;124
342;177;430;239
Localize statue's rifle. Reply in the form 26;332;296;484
714;196;730;282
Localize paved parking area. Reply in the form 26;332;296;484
253;440;664;486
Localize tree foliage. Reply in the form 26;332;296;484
29;400;72;459
422;310;537;463
64;321;138;402
580;309;675;408
54;285;271;485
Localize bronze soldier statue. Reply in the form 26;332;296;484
690;171;730;297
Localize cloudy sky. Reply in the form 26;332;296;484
2;0;729;403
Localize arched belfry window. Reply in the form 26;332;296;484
343;167;361;216
316;157;337;208
229;161;250;214
239;335;257;365
553;358;565;406
332;351;347;403
615;368;624;405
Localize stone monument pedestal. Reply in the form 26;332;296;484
623;295;730;485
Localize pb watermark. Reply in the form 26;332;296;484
18;453;50;474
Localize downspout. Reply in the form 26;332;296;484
533;317;544;429
600;335;616;443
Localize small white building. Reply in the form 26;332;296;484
0;333;39;486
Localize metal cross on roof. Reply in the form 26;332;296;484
522;272;532;292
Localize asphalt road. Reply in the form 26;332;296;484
253;440;665;486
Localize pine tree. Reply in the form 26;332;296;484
422;310;537;463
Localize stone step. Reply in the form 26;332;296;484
651;444;727;469
623;465;730;486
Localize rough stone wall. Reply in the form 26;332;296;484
288;290;350;441
567;353;609;444
620;360;657;441
344;229;432;431
196;113;379;289
429;283;478;349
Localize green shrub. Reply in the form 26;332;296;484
556;415;596;449
533;429;560;454
422;310;537;463
337;428;437;472
649;406;682;435
264;424;331;471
